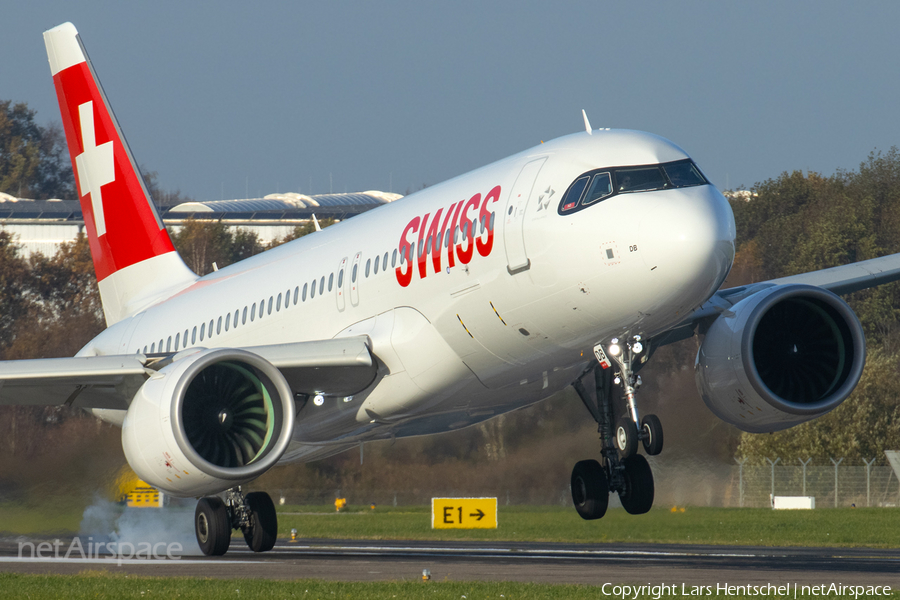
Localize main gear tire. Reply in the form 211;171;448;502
618;454;654;515
242;491;278;552
571;459;609;520
196;496;231;556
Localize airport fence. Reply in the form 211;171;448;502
729;459;900;508
268;457;900;509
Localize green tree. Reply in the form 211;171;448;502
171;219;269;275
171;219;233;275
0;231;33;356
0;100;75;200
268;218;337;249
3;234;104;360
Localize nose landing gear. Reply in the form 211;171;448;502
570;336;662;519
194;487;278;556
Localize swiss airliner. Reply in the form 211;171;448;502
3;23;899;555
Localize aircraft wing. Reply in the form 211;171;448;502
765;252;900;295
655;251;900;347
0;355;151;410
0;336;375;410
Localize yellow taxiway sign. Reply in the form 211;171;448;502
431;497;497;529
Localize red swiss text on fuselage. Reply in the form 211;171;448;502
395;185;501;287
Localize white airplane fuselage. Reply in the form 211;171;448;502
84;129;736;462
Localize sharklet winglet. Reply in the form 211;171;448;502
582;109;593;135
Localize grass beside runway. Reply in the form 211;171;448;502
0;573;896;600
279;505;900;548
2;501;899;548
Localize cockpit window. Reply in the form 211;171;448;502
561;176;589;212
558;158;708;215
582;172;613;205
663;161;706;187
615;167;666;192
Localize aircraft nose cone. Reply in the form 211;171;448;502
639;185;735;308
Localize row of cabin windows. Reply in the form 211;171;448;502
139;214;494;354
140;271;334;354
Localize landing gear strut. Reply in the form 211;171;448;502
195;487;278;556
569;336;661;519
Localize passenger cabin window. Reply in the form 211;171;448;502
558;159;708;215
302;282;308;301
328;273;334;292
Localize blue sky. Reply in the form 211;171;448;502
6;2;900;200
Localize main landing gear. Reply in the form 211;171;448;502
570;336;662;520
195;487;278;556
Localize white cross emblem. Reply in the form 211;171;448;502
75;101;114;236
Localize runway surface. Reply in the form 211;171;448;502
1;537;899;586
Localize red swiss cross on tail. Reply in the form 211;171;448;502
44;23;197;325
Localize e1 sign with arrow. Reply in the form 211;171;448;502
431;497;498;529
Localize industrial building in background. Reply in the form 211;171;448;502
0;190;402;255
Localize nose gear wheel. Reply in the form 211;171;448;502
569;336;661;520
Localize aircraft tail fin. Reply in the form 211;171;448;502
43;23;197;326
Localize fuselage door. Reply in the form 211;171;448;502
504;157;547;274
336;257;348;312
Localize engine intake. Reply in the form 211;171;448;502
695;284;865;433
123;348;295;497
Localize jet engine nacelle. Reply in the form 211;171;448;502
122;348;295;497
695;284;865;433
